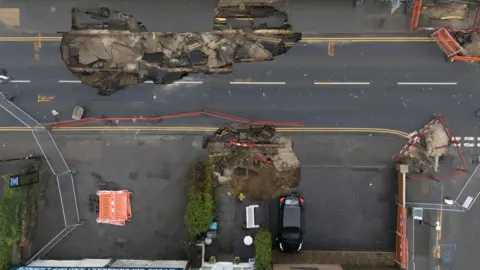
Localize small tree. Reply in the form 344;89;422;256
254;228;272;270
185;160;215;237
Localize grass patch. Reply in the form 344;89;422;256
255;228;272;270
0;175;26;270
185;159;215;237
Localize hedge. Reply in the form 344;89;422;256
254;228;272;270
185;160;215;237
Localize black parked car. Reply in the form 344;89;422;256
277;193;304;252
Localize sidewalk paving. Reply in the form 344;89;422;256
0;0;414;36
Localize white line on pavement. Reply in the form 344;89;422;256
58;80;81;83
10;80;31;83
397;82;457;85
465;137;475;141
144;81;203;84
463;143;475;147
314;82;370;85
230;81;286;85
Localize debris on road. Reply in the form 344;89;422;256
204;124;300;201
61;7;301;95
396;115;468;181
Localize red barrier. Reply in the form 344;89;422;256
43;110;304;128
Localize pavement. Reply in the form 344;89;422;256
0;0;411;35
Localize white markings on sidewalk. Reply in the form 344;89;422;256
397;82;457;85
230;81;286;85
58;80;81;83
10;80;31;83
314;81;370;85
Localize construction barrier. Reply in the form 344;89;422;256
396;164;408;269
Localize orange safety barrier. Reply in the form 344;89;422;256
396;164;408;269
410;0;422;30
396;233;408;269
431;28;463;57
97;190;132;226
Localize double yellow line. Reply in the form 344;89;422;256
0;36;433;43
0;126;410;138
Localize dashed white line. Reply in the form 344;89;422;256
10;80;31;83
229;81;286;85
465;137;475;141
314;82;370;85
144;81;203;84
58;80;81;83
397;82;457;85
463;143;475;147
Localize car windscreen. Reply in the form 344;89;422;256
282;205;301;228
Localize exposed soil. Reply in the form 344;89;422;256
205;125;300;202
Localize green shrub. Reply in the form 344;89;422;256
185;160;215;237
0;177;24;270
254;228;272;270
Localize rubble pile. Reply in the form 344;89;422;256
204;124;300;201
61;7;301;95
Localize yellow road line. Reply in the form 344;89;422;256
0;126;410;138
0;36;433;43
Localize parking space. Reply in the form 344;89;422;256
0;133;205;260
270;135;404;252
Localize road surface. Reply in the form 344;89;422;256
0;40;479;138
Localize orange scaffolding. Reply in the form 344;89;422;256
432;28;480;62
396;164;408;269
97;190;132;226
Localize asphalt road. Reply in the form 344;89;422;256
0;0;410;34
1;41;480;138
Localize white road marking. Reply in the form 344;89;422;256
463;143;475;147
477;143;480;147
10;80;31;83
454;137;462;142
465;137;475;141
145;80;203;84
314;82;370;85
58;80;81;83
230;81;286;85
397;82;457;85
174;81;203;84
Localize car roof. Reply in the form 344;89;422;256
282;204;301;228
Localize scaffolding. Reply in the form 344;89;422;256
410;0;480;32
396;115;468;181
395;164;408;269
0;93;81;263
432;27;480;62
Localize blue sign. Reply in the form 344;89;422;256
9;176;19;188
11;267;184;270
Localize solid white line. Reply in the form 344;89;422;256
230;81;286;85
397;82;457;85
464;137;474;141
10;80;31;83
314;82;370;85
58;80;81;83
